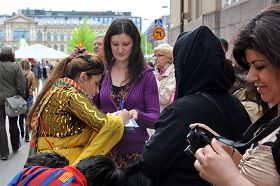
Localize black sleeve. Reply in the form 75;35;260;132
139;105;188;181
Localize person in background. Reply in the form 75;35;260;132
137;26;251;185
0;46;26;160
146;61;155;71
26;53;130;165
146;44;175;137
19;59;36;142
46;60;53;71
31;60;42;95
41;60;49;86
94;18;160;168
93;35;105;62
154;44;176;112
194;4;280;186
233;74;269;123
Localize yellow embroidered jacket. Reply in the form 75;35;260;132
30;77;124;165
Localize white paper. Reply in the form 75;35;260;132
112;111;139;128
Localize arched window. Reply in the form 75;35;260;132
53;32;58;42
60;32;64;42
66;32;71;40
54;44;58;50
47;32;51;41
37;31;43;42
60;44;64;52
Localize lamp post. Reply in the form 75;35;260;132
143;18;149;56
161;5;169;44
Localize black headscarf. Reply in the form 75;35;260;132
173;26;231;99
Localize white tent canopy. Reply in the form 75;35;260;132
15;44;69;59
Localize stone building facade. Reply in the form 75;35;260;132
169;0;278;52
0;9;142;52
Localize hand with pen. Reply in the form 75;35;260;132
129;109;138;120
120;99;138;120
116;109;130;125
115;100;130;124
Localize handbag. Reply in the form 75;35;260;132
5;95;27;117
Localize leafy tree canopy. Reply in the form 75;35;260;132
67;17;97;53
141;33;153;56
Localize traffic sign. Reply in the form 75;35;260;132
153;27;165;40
154;19;163;27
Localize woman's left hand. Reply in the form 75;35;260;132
129;109;138;120
194;138;240;186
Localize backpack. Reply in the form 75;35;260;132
7;166;87;186
24;73;29;100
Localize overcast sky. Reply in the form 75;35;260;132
0;0;170;31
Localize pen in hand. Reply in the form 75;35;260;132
120;100;124;110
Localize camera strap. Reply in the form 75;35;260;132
217;105;280;148
198;92;232;131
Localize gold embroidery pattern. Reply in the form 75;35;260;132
32;77;107;138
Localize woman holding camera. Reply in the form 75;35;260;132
135;26;251;185
194;4;280;186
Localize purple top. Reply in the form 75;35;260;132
94;65;160;153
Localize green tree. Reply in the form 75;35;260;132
67;17;97;53
141;33;153;56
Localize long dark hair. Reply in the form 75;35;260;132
26;54;104;125
104;18;144;86
233;4;280;71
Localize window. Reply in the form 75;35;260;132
60;44;64;52
60;32;64;42
47;32;51;41
222;0;240;7
66;32;71;41
13;29;29;41
37;31;43;42
0;31;5;41
54;32;58;42
104;17;109;23
54;44;58;50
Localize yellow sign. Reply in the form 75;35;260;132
153;27;165;40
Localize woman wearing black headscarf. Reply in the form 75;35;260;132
136;26;252;185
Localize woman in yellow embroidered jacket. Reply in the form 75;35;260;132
26;53;130;165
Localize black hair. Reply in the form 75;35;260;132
76;156;125;186
24;152;69;168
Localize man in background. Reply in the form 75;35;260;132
93;35;105;62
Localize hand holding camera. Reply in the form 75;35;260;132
184;124;217;156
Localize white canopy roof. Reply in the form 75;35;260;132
15;44;69;59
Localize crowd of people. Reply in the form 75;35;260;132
1;3;280;185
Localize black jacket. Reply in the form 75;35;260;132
138;26;251;186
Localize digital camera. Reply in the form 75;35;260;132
184;125;216;156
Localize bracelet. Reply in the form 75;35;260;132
231;147;235;156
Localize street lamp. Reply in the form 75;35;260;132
143;18;149;56
161;5;169;44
